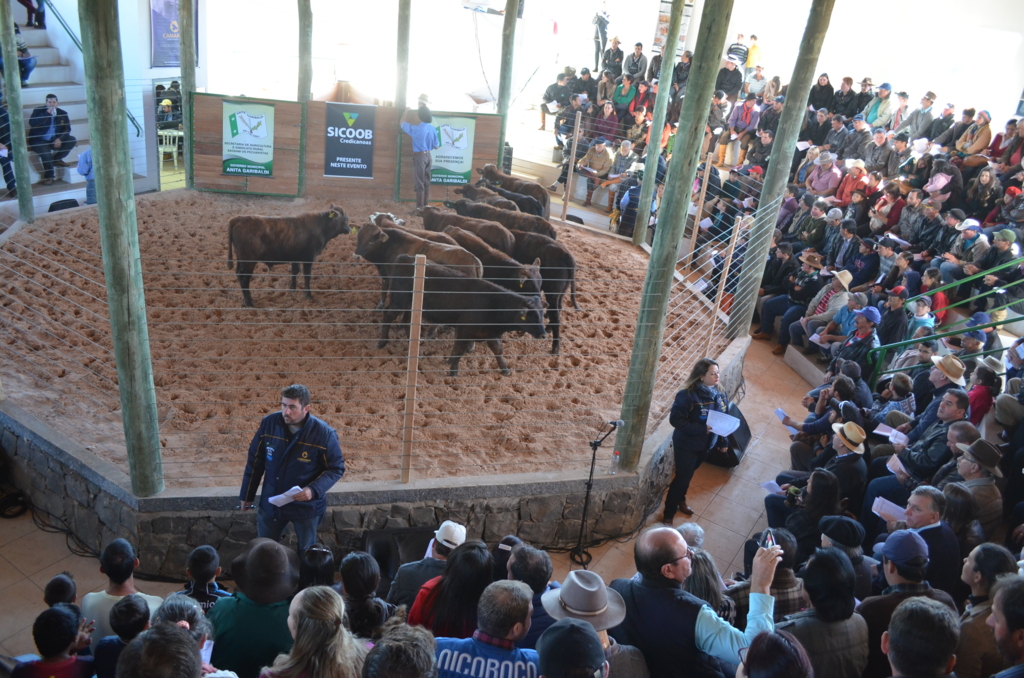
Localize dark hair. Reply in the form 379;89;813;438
556;73;567;82
601;70;613;81
101;539;137;585
433;540;454;559
508;545;552;595
970;543;1018;593
920;339;938;351
831;374;855;402
887;597;960;676
803;547;856;622
362;620;437;678
282;384;311;407
44;572;77;606
840;218;858;234
973;365;1002;398
785;183;800;196
941;483;978;536
339;552;392;639
492;536;522;581
186;546;220;586
683;357;719;391
742;630;814;678
300;545;336;589
621;74;634;84
945;387;970;413
418;105;433;124
812;199;830;212
948;420;980;446
682;548;726;613
423;541;493;637
32;603;79;658
994;575;1024;636
885;182;902;197
776;242;793;256
45;93;57;101
110;594;151;641
771;528;798;571
154;596;210;644
116;622;203;678
804;469;841;527
891;373;912;398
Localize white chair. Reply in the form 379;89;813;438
158;132;178;168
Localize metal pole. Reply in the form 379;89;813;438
297;0;312;102
179;0;196;188
495;0;520;170
615;0;735;472
683;153;713;269
79;0;163;497
725;0;836;340
401;254;427;484
560;110;582;222
705;217;742;354
394;0;411;201
0;5;33;222
632;0;685;247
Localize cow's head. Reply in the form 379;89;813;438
517;295;547;339
452;186;466;196
444;199;472;216
369;212;406;228
353;222;389;260
517;257;543;298
324;204;351;238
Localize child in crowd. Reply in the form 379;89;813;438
177;545;230;613
905;296;936;339
93;595;149;678
920;268;948;325
81;539;163;653
12;605;93;678
44;572;77;607
868;372;916;424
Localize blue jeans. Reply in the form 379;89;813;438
0;153;13;190
555;124;573;147
760;295;806;346
257;508;322;552
0;55;36;83
86;179;96;205
939;260;966;285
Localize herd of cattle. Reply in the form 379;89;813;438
225;165;580;377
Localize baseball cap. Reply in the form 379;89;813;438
774;95;786;103
745;93;758;101
854;306;881;324
957;218;982;232
852;114;866;122
946;208;966;222
872;127;886;135
879;530;929;566
995;229;1017;243
963;330;986;343
594;137;609;145
879;82;892;91
160;98;173;106
1007;186;1022;198
819;516;865;549
434;520;467;549
877;237;897;250
826;208;843;221
966;311;991;327
537;619;606;678
886;286;909;299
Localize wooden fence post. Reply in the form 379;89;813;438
0;2;34;222
179;0;196;188
394;0;411;201
704;218;742;354
297;0;313;103
401;254;427;483
683;154;713;270
495;0;520;170
560;111;582;223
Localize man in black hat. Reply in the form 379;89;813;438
537;618;607;678
401;100;440;209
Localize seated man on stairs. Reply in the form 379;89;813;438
576;137;614;207
28;93;77;186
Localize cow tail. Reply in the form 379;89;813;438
227;221;235;270
570;267;580;310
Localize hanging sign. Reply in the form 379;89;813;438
430;116;476;185
222;102;275;177
652;1;693;57
324;103;376;178
150;0;198;68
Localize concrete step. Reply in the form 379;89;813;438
24;63;72;84
18;27;52;49
19;83;86;106
782;344;828;388
20;45;61;66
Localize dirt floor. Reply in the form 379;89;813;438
0;191;728;489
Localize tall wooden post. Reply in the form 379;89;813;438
725;0;836;340
0;4;34;222
297;0;313;102
495;0;520;170
394;0;411;201
179;0;196;188
401;255;427;483
560;111;582;222
631;0;684;247
615;0;734;472
79;0;163;497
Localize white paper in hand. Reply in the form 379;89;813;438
1017;344;1024;361
886;455;907;475
269;485;304;507
760;480;785;495
707;410;740;436
872;496;905;523
774;408;799;435
0;149;8;158
691;278;709;292
201;640;214;665
795;141;811;151
875;423;894;436
889;430;910;446
699;217;714;230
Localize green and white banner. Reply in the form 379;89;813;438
222;101;275;176
430;116;475;185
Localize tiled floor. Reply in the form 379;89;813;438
0;339;807;658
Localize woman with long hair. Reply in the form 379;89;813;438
682;548;735;625
762;75;783;104
592;100;620;144
597;70;615;105
299;545;336;590
738;630;814;678
630;80;654;120
943;482;984;558
663;358;728;521
963;166;1004;221
335;552;396;640
784;469;842;566
407;541;493;639
263;586;368;678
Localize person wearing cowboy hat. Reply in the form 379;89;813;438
540;569;644;673
401;97;441;210
387;520;467;608
805;151;843;198
789;269;853;354
601;37;623;78
753;249;823;348
955;439;1004;537
207;538;299;678
826;159;869;208
715;55;744;102
853;78;874;114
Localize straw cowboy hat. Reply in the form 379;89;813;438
834;269;853;290
931;354;967;386
542;569;627;631
955;439;1003;478
982;356;1006;375
231;538;299;606
831;422;866;454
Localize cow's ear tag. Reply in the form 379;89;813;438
329;210;338;218
520;312;527;320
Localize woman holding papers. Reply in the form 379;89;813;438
662;358;729;522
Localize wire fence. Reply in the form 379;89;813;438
0;210;747;488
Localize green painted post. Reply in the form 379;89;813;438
495;0;520;170
615;0;735;472
79;0;164;497
179;0;196;188
297;0;313;102
725;0;836;340
0;3;34;222
394;0;411;201
631;0;684;247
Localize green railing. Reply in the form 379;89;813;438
866;254;1024;383
40;0;142;137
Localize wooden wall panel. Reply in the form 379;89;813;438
397;113;502;203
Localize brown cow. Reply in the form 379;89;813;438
354;223;482;309
452;184;520;212
509;230;580;355
476;163;550;218
442;226;542;299
227;204;350;307
368;212;458;247
418;205;515;255
445;199;558;240
474;179;545;216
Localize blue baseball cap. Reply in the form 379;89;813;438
879;82;892;91
879;530;928;566
966;312;991;328
852;113;866;122
964;330;986;343
774;95;786;103
854;306;881;324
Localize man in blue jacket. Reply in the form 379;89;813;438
239;384;345;552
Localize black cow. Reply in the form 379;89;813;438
475;179;545;216
227;204;350;307
379;255;547;377
445;199;558;240
442;226;543;299
509;231;580;355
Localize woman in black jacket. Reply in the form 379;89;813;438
662;357;729;521
807;73;834;114
780;469;842;566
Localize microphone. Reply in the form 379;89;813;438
608;420;624;427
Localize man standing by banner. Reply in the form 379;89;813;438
401;94;439;209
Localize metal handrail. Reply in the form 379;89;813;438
40;0;142;137
877;344;1011;378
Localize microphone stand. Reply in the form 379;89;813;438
570;422;619;568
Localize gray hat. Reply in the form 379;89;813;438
542;569;627;631
826;208;843;221
814;151;836;165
